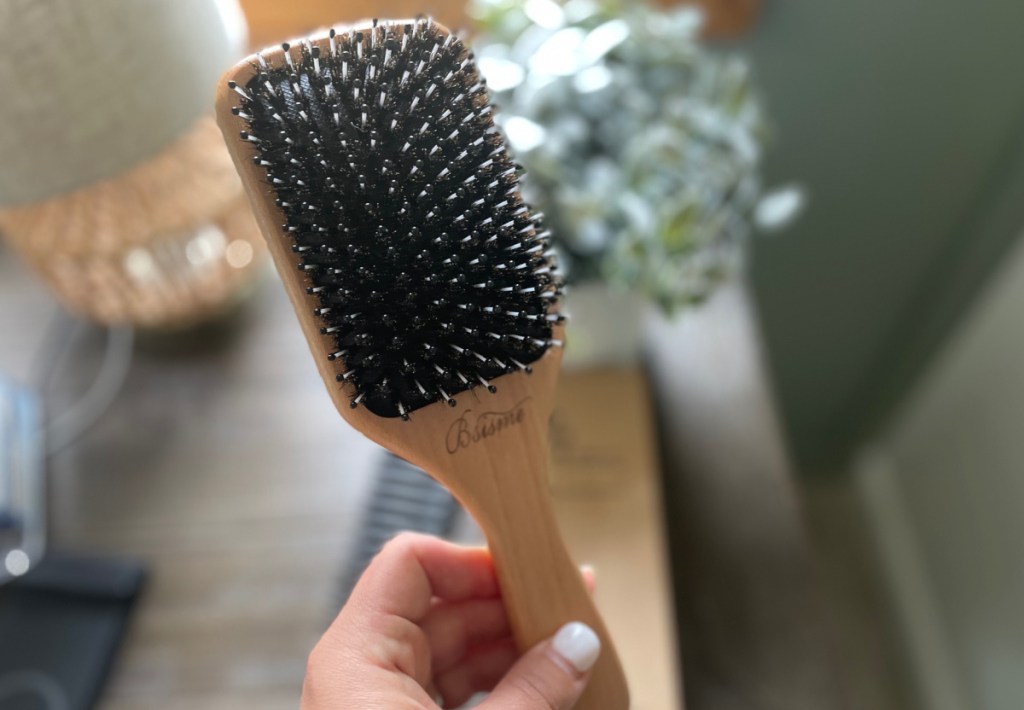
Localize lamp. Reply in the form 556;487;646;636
0;0;264;328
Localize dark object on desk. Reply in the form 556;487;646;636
0;551;145;710
338;453;460;605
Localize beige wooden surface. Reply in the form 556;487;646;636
549;368;684;710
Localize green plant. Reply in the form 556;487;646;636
471;0;800;313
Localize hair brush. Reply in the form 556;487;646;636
215;18;628;708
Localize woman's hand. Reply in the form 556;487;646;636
302;532;600;709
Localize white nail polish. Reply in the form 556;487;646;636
551;621;601;673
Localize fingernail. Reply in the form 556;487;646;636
551;621;601;673
580;563;596;576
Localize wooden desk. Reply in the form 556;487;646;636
0;246;682;708
75;337;681;708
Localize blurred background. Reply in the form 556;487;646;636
1;0;1022;708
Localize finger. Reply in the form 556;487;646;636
479;622;600;710
581;565;595;595
345;532;499;624
423;598;512;673
434;638;518;709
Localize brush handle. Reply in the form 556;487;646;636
449;452;630;710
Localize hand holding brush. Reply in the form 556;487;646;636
302;532;601;709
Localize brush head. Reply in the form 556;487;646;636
226;19;562;419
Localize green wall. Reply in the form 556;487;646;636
744;1;1024;472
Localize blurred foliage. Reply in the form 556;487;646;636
471;0;793;313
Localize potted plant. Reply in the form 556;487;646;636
471;0;802;366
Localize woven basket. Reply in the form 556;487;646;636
0;115;265;327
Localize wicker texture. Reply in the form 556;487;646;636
0;116;265;327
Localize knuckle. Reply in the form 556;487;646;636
305;640;326;674
379;531;425;559
302;642;331;702
305;637;336;681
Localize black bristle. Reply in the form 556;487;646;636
234;19;560;418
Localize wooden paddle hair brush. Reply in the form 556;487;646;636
215;17;628;708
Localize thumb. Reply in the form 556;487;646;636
480;622;601;710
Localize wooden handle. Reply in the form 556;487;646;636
416;389;628;709
458;453;630;710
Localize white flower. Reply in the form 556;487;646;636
755;185;807;231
